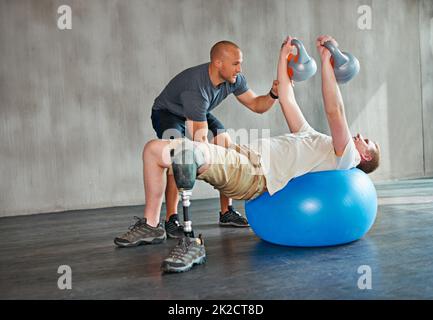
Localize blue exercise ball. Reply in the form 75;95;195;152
245;168;377;247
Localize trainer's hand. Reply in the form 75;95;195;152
271;80;279;97
316;35;338;62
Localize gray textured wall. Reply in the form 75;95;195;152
420;0;433;177
0;0;431;217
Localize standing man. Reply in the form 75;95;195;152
114;40;278;246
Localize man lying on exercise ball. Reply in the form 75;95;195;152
115;35;381;273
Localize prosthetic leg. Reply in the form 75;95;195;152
170;139;205;238
161;139;207;273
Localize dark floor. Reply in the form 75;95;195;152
1;178;433;300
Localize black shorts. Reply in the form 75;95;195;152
151;109;226;140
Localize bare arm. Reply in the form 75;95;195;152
186;120;209;143
236;87;277;114
277;36;308;133
317;35;352;156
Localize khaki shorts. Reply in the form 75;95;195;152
197;143;267;200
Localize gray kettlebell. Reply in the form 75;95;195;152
287;39;317;82
323;41;360;84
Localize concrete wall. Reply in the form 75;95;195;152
420;0;433;176
0;0;431;217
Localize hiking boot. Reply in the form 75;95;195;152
164;214;185;239
114;216;166;247
161;234;206;273
219;206;250;227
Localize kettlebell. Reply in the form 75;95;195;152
323;41;360;83
287;39;317;82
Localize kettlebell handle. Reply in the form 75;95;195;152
290;38;311;64
322;41;349;68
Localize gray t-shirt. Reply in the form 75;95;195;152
152;63;249;121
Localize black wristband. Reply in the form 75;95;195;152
269;89;278;99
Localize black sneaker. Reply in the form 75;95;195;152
164;214;185;239
161;234;206;273
219;206;250;227
114;217;166;247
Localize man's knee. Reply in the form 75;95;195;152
142;139;160;160
142;139;175;167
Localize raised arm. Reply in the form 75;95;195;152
277;36;308;133
317;35;352;156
